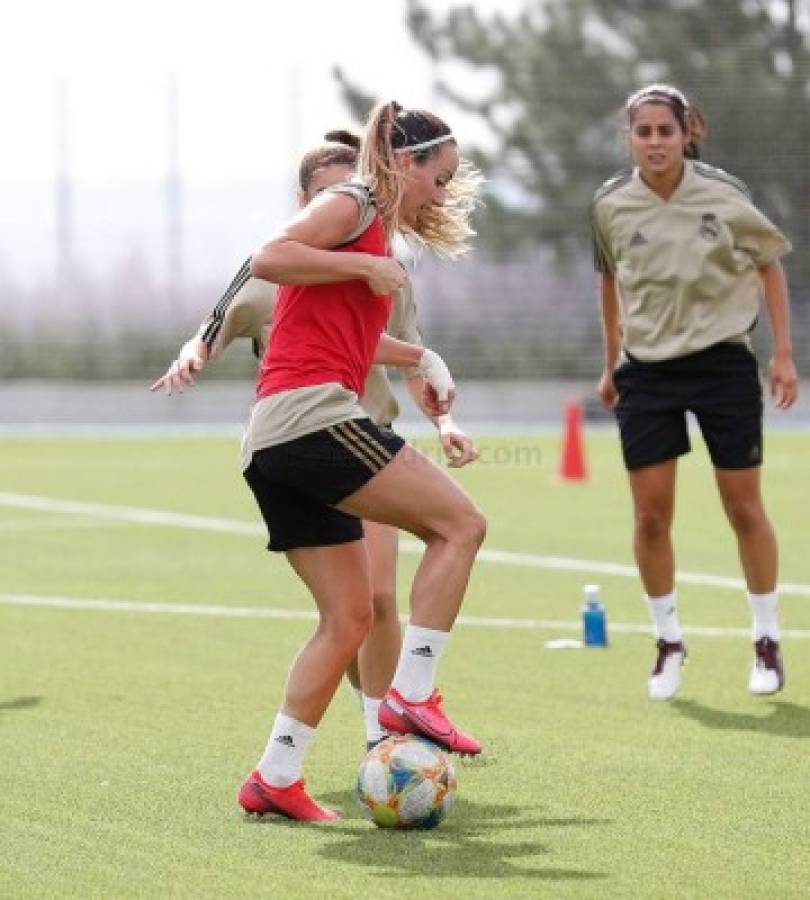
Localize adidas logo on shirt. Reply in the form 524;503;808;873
274;734;295;748
629;230;648;247
411;645;435;658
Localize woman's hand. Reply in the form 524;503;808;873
150;338;208;394
363;257;407;296
417;349;455;416
437;417;479;468
769;351;798;410
597;367;618;410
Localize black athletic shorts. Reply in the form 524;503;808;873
243;418;405;552
613;342;763;471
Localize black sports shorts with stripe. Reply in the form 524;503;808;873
613;341;763;472
243;418;405;552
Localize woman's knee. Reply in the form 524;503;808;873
411;497;487;551
370;586;398;622
724;497;769;536
634;508;670;543
442;505;487;551
322;599;374;649
467;509;488;548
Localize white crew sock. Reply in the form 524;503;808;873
645;590;683;643
362;696;387;745
390;624;450;702
747;590;780;641
256;713;314;788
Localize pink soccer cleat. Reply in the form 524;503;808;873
238;771;339;822
378;687;482;756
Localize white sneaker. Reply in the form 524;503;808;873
748;637;785;695
648;639;686;701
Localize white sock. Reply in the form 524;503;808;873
747;590;780;641
362;696;387;745
391;624;450;702
256;713;314;788
645;591;682;643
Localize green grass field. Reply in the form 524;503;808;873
2;430;809;898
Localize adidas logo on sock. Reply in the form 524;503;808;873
274;734;295;748
411;645;434;658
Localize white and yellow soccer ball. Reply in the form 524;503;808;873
356;735;457;829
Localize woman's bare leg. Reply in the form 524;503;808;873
338;446;486;631
357;520;401;698
628;460;684;701
242;541;374;817
337;444;486;754
714;466;783;693
714;467;777;593
281;541;373;726
627;460;678;597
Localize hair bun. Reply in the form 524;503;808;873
323;128;361;150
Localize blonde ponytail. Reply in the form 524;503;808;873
359;101;481;258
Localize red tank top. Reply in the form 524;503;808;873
256;215;392;399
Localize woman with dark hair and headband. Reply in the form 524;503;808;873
591;84;797;702
152;129;479;759
232;102;485;822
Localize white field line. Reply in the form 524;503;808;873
2;593;810;639
0;517;125;531
2;490;810;598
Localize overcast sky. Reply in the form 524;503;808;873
0;0;529;288
2;0;520;184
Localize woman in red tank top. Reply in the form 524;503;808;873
237;102;488;822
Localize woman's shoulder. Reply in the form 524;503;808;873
691;161;752;200
591;167;633;208
323;178;378;245
323;177;376;209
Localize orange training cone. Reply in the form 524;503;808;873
559;401;587;481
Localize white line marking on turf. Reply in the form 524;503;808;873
2;593;809;639
2;490;810;598
0;517;126;531
0;492;261;536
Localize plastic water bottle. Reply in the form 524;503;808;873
582;584;608;647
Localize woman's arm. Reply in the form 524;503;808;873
758;260;798;410
150;264;275;395
373;333;423;368
250;192;405;295
204;278;274;359
597;272;622;409
373;335;455;416
403;375;479;468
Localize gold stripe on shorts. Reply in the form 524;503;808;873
344;420;395;464
327;426;381;473
337;421;391;469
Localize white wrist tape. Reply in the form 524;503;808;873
437;415;459;436
416;349;455;402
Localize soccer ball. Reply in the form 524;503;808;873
356;735;457;829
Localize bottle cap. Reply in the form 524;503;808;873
583;584;601;597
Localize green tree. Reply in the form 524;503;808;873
339;0;810;291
